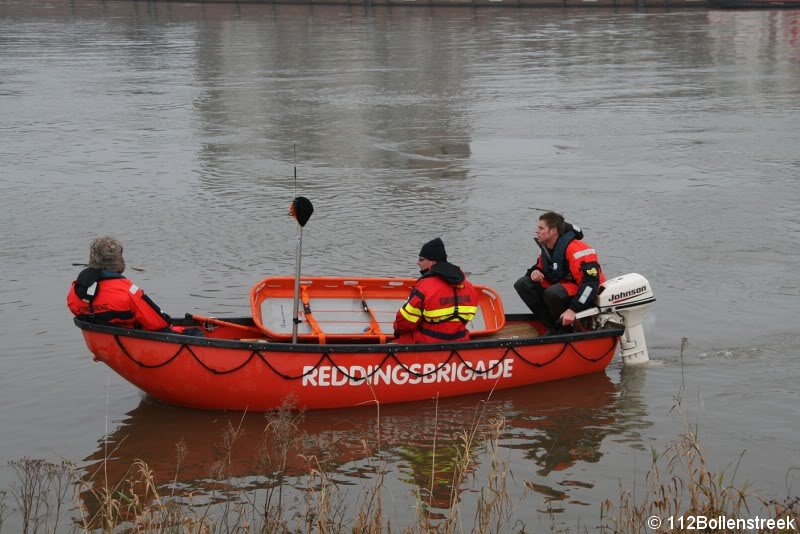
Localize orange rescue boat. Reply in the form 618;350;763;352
73;273;654;411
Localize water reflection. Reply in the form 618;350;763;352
503;374;618;477
190;6;475;197
186;6;483;280
80;370;649;518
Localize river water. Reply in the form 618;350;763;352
1;1;798;531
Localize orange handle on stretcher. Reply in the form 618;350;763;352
300;286;326;344
357;285;387;344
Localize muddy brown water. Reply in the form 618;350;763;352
1;1;798;530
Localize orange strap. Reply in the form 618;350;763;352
357;286;387;344
300;286;326;344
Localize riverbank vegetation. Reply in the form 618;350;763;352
2;397;798;533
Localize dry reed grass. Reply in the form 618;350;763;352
598;424;800;533
3;360;798;533
4;419;799;533
597;339;800;534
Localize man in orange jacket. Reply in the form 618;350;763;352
514;212;605;334
394;238;479;344
67;236;202;335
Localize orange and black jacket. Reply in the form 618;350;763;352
394;262;479;343
67;268;174;331
527;223;606;312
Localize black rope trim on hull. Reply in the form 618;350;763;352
106;333;618;380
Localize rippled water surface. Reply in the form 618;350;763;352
1;1;798;530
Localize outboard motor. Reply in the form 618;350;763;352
596;273;655;365
576;273;655;365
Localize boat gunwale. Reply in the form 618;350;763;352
74;315;624;353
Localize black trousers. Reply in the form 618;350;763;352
513;276;571;330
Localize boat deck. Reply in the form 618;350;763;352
482;320;542;340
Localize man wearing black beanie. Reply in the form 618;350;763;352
394;238;479;344
418;237;447;263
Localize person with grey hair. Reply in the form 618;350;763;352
67;237;202;335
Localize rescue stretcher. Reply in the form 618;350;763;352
249;276;506;344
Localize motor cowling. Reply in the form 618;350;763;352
595;273;655;365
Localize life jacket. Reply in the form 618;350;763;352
533;224;606;308
537;223;584;284
67;268;171;331
394;262;479;343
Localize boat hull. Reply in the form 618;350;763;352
77;317;621;411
